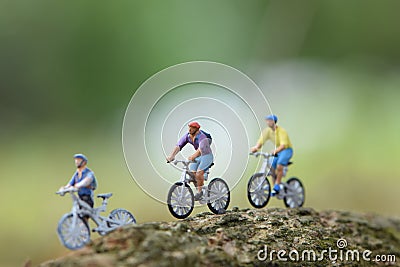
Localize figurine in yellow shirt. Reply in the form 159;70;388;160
251;115;293;196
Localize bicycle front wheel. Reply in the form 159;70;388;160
207;178;230;214
57;213;90;250
167;182;194;219
283;177;305;208
247;173;271;208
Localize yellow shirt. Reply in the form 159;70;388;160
257;126;293;149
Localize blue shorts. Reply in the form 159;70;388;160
272;148;293;169
190;154;214;172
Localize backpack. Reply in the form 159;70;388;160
83;170;97;190
201;130;212;145
91;176;97;190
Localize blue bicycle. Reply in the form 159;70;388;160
56;187;136;250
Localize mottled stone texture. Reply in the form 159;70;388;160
40;208;400;267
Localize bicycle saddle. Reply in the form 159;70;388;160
209;163;215;168
97;193;113;199
287;162;293;165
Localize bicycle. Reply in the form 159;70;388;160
167;160;230;219
56;187;136;250
247;152;305;208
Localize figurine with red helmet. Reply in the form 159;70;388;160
167;121;213;201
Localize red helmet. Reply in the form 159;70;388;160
188;121;201;129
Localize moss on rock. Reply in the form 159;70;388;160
40;208;400;267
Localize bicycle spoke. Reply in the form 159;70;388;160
170;185;193;215
283;179;305;208
247;174;270;208
208;180;229;211
58;214;90;250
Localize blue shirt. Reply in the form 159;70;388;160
177;131;212;155
69;168;97;196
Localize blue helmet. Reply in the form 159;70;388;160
265;114;278;123
73;153;88;162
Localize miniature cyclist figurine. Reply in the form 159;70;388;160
166;121;213;201
251;115;293;196
59;154;97;208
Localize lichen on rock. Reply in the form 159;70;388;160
40;208;400;267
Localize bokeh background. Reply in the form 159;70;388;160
1;0;399;266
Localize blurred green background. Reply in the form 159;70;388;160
1;0;399;266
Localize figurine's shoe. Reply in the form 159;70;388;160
194;191;203;201
271;184;282;197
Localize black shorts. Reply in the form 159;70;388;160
79;194;94;208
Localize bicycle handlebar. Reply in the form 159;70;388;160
56;187;78;195
167;159;195;166
174;160;196;164
249;152;275;158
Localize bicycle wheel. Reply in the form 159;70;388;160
167;182;194;219
284;177;305;208
207;178;230;214
108;209;136;228
57;213;90;250
247;173;271;208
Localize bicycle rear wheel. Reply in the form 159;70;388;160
57;213;90;250
167;182;194;219
283;177;305;208
108;209;136;228
247;173;271;208
207;178;230;214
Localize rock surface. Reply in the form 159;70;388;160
40;208;400;266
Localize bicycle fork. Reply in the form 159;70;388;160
69;205;81;232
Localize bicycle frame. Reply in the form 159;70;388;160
61;189;123;233
251;152;289;177
250;152;294;199
173;160;210;184
172;160;214;203
179;166;194;184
